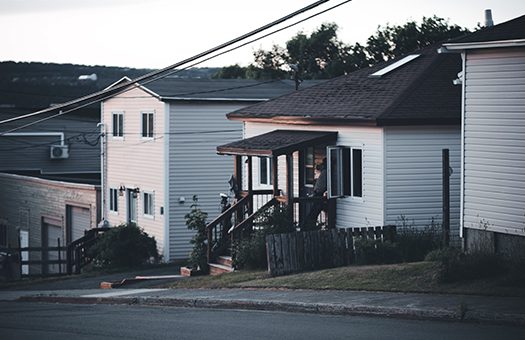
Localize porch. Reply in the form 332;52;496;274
205;130;338;269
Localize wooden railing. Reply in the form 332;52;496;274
66;227;109;274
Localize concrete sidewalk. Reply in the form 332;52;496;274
2;287;524;326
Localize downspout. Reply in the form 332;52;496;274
97;120;109;228
459;51;466;241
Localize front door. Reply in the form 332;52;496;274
127;189;137;224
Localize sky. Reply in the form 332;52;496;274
1;0;525;69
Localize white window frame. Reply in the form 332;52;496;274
143;192;154;217
112;112;124;139
109;188;118;213
141;111;154;139
327;145;363;199
259;157;273;186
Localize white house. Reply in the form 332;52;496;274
443;14;525;255
215;46;463;243
101;77;318;261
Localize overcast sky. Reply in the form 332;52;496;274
1;0;524;69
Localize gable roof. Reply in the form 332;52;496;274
227;46;462;126
444;14;525;48
106;77;323;102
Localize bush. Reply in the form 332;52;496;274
354;238;400;265
185;196;209;273
426;248;505;283
232;230;267;269
88;223;159;269
256;205;296;234
396;217;442;262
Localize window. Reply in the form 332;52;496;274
0;224;7;247
305;147;315;185
143;192;154;216
259;157;273;185
112;112;123;137
142;112;154;138
109;188;118;212
327;146;363;198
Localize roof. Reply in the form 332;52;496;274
445;15;525;47
108;77;323;102
227;46;462;126
217;130;338;156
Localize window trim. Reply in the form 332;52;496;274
259;157;273;186
141;111;154;139
327;145;363;199
143;192;154;217
112;112;124;139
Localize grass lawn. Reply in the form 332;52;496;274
166;261;525;297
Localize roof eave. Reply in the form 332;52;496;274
160;97;268;102
443;39;525;51
226;114;378;126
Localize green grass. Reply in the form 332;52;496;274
166;261;525;297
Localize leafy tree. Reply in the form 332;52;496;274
246;45;289;79
185;195;209;272
212;64;247;79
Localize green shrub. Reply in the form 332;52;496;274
256;205;295;234
354;238;400;265
232;230;267;269
88;223;159;269
185;196;209;273
396;218;442;262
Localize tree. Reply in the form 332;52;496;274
185;195;209;272
212;64;247;79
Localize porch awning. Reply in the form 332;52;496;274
217;129;338;157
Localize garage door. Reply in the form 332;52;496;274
68;206;91;243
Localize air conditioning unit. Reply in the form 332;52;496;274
50;145;69;159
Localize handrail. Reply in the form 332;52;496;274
228;197;277;234
205;195;249;231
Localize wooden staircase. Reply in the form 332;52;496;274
208;255;234;276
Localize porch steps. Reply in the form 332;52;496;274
208;256;234;276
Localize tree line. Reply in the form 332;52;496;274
213;16;470;80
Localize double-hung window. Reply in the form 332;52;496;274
142;112;154;138
259;157;273;186
143;192;154;216
112;112;124;138
327;146;363;198
109;188;118;212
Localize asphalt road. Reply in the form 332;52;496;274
1;302;524;340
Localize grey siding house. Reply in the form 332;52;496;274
443;14;525;255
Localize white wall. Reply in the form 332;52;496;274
102;87;166;255
168;102;244;260
462;48;525;236
384;126;461;240
245;122;385;228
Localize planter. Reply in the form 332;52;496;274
180;266;202;277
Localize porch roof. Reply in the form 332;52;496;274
217;130;338;157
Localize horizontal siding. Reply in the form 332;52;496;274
168;103;243;260
384;126;461;240
102;87;166;253
245;122;384;228
463;48;525;236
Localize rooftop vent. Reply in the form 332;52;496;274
369;54;420;78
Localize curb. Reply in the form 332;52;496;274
17;295;525;327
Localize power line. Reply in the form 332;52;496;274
0;0;332;128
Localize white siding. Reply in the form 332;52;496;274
168;103;243;260
102;87;166;254
245;122;384;228
384;126;461;240
463;48;525;236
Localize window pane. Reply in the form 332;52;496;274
142;113;148;137
328;148;340;197
352;149;363;197
118;114;123;137
148;113;154;137
112;114;118;136
343;148;351;196
260;157;268;185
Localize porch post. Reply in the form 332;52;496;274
298;149;305;226
247;156;253;216
286;153;294;221
272;155;279;197
234;155;242;198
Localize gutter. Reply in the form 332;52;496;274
2;132;65;146
442;39;525;51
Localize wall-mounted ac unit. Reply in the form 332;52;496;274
50;145;69;159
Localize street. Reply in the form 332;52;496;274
1;302;524;340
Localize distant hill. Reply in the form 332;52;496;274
0;61;220;115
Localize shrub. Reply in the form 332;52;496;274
354;238;400;265
185;196;209;273
232;230;267;269
88;223;159;269
396;217;442;262
256;205;295;234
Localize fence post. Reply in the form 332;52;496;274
57;238;62;275
442;149;450;247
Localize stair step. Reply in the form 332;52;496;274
216;255;233;267
208;262;234;276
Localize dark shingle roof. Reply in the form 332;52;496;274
450;15;525;44
227;46;462;126
142;78;322;101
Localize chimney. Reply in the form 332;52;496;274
485;9;494;27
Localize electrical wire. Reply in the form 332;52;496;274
0;0;352;134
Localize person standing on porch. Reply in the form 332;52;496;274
306;158;327;228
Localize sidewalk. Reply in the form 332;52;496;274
2;287;524;326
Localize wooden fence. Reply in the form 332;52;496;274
266;226;396;276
